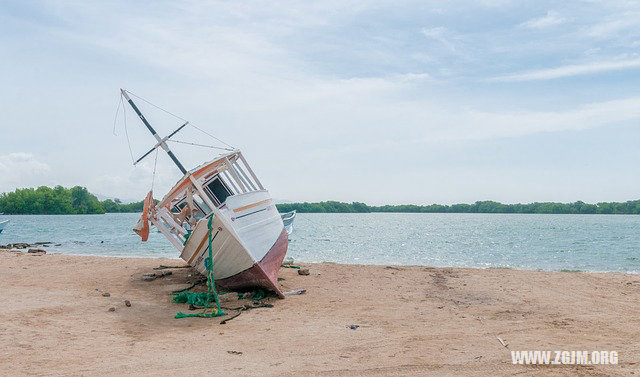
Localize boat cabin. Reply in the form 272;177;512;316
150;150;265;251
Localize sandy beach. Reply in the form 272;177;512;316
0;250;639;376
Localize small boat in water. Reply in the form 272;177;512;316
280;210;296;235
0;220;8;234
121;89;288;298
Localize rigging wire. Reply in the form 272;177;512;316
123;89;236;149
189;122;235;149
121;95;136;164
125;90;188;122
167;139;235;151
112;96;122;136
151;147;159;191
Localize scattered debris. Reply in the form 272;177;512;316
496;336;508;348
284;289;306;296
298;268;310;276
219;302;274;324
124;300;131;307
27;249;46;254
277;277;285;281
171;282;200;294
348;324;360;330
108;307;116;312
220;311;243;324
227;350;243;355
153;265;190;270
385;266;402;270
141;271;173;281
102;292;111;297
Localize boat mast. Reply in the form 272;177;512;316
120;89;188;175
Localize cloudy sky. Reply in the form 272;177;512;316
1;0;638;204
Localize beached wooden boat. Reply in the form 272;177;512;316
0;220;8;234
121;90;288;298
280;210;296;235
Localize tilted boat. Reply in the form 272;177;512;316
0;220;8;234
121;89;288;298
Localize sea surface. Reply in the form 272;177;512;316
0;213;638;273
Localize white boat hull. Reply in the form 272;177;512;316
179;190;287;296
0;220;8;234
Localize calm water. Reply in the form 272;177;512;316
0;213;638;273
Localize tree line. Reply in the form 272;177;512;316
276;200;640;214
0;186;145;214
1;186;638;215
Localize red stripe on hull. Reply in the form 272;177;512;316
216;227;288;298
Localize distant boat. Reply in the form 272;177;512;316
280;210;296;235
0;220;8;234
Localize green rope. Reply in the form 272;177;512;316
280;264;301;269
182;229;192;246
175;215;225;319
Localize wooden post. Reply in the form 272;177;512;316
225;157;247;193
238;152;264;190
234;162;257;191
222;170;240;194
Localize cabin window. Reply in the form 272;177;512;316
171;200;188;214
205;175;232;206
192;193;211;220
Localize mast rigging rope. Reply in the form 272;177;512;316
151;148;159;191
112;97;122;136
167;139;234;151
121;95;136;164
123;89;235;150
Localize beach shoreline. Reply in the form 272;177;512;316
1;250;638;376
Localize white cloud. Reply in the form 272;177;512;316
420;26;458;53
2;1;640;203
520;10;565;29
489;58;640;81
0;153;55;193
421;26;447;38
586;14;640;39
432;96;640;141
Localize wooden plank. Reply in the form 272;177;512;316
232;199;272;213
151;218;184;252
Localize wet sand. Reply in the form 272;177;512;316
0;250;639;376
